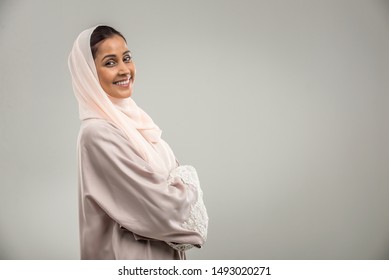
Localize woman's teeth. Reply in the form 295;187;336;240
115;80;129;85
114;78;131;85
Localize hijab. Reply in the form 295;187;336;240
68;25;163;165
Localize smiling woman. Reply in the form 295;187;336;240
68;25;208;260
92;27;135;99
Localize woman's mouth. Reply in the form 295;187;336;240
113;77;131;87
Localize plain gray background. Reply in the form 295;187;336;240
0;0;388;259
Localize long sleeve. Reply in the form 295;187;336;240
166;165;208;251
77;119;208;256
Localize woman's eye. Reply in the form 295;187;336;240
124;55;132;62
105;60;116;66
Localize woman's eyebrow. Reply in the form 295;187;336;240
101;54;116;61
101;51;131;62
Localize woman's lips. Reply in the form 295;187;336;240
113;77;132;87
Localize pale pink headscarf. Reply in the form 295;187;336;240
68;25;162;163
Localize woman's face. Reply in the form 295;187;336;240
94;35;135;98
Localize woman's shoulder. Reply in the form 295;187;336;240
78;118;125;144
77;118;145;161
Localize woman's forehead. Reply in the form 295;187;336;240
95;35;129;57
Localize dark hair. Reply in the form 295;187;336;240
90;25;127;59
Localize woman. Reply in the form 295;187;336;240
68;25;208;259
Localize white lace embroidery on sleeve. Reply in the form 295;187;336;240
166;165;208;251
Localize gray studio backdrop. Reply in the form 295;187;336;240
0;0;388;259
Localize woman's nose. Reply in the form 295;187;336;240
118;62;130;75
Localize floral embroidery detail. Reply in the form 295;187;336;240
166;165;208;251
166;242;194;251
